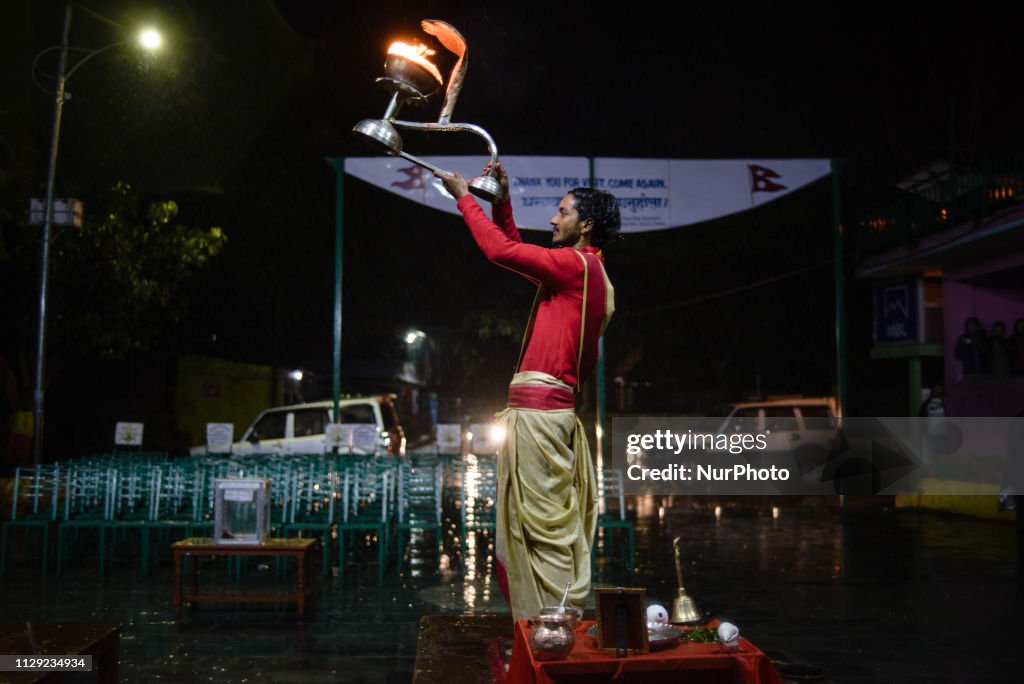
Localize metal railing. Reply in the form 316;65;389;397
856;149;1024;257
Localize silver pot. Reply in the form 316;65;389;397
528;611;575;661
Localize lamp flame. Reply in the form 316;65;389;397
387;41;443;84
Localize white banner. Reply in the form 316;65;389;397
343;156;831;232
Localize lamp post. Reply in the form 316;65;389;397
31;4;162;465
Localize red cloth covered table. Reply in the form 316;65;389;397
506;619;782;684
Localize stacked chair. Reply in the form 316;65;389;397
1;464;61;573
142;463;209;573
105;460;161;575
394;458;444;566
592;468;636;576
58;458;117;575
457;456;498;564
7;449;453;585
336;456;396;581
282;457;342;577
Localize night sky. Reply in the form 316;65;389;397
3;1;1023;448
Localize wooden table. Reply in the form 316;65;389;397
0;622;120;684
171;537;317;617
507;619;783;684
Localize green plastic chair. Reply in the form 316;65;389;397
457;456;498;568
394;460;443;566
336;457;396;581
282;456;340;576
1;465;61;573
104;461;162;574
57;460;115;575
592;468;636;577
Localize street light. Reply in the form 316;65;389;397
31;5;163;465
139;28;162;51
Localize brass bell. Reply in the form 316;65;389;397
671;537;702;623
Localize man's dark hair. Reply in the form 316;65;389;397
569;187;621;248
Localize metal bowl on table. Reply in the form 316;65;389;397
586;622;684;651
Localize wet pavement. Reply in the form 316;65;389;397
2;485;1021;683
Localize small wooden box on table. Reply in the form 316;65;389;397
171;537;317;617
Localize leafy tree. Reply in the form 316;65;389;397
0;181;226;415
51;182;225;360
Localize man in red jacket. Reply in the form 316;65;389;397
436;163;618;620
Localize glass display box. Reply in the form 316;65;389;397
213;478;271;544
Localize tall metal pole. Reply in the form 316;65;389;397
832;158;847;418
327;157;345;421
589;157;609;471
33;4;73;466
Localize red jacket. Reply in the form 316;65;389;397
456;195;614;391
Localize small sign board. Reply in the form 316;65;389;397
873;279;922;344
325;423;381;454
205;423;234;453
224;488;254;502
114;422;144;446
470;423;503;455
325;423;346;450
29;197;83;228
435;423;462;454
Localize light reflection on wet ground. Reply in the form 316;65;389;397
2;474;1021;683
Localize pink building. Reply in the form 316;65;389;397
856;159;1024;417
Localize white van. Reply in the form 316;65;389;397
190;395;406;456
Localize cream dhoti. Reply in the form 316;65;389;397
495;371;597;621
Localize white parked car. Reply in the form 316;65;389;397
717;396;839;473
190;395;406;456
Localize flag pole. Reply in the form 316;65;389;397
589;157;609;472
327;157;345;423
